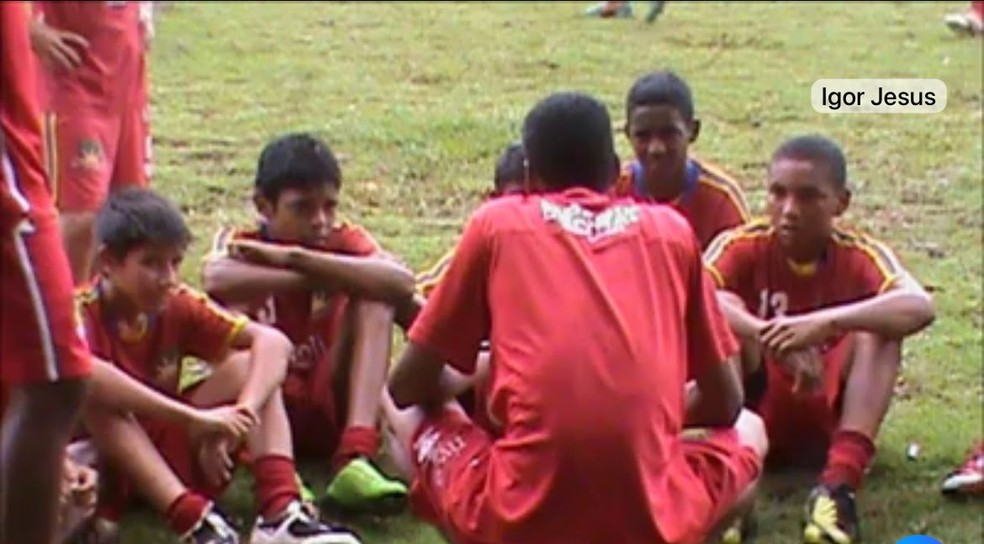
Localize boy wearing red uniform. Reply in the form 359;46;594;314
0;4;93;544
202;133;412;514
29;1;153;284
705;135;935;544
386;92;768;544
79;188;360;543
612;70;750;249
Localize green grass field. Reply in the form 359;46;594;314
120;2;982;542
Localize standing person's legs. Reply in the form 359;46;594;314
0;191;92;544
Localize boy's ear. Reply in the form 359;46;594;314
253;193;274;219
94;244;116;275
834;186;852;217
689;118;701;144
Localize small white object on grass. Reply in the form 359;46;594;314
906;442;921;460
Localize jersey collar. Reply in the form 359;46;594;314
631;158;700;205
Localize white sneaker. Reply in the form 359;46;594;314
250;501;361;544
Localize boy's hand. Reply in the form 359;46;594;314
198;435;235;489
227;239;293;268
29;20;89;72
776;347;824;396
189;404;257;443
760;312;837;354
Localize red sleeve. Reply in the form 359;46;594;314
846;235;906;298
407;212;491;374
702;226;756;295
327;222;381;257
172;287;248;363
687;240;740;379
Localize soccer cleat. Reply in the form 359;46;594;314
941;441;984;497
321;457;408;515
250;501;362;544
182;506;240;544
944;12;984;36
584;1;634;19
802;485;859;544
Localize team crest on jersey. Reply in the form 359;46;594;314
540;200;641;241
73;139;105;172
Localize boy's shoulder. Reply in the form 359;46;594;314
691;156;750;213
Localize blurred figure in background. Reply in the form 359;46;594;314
944;1;983;36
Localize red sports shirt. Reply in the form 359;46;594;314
704;220;905;328
33;1;145;113
612;156;750;249
206;222;380;376
76;282;247;394
409;188;739;544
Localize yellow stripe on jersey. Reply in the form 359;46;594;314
702;219;771;266
415;247;456;298
831;228;905;293
693;157;752;222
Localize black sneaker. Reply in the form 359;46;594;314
803;484;859;544
182;506;240;544
250;501;362;544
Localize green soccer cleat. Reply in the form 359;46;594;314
321;457;408;516
803;485;859;544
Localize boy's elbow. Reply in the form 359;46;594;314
201;262;231;302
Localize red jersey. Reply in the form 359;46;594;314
704;220;905;342
206;222;380;375
34;1;145;112
409;188;739;544
612;156;750;249
76;282;247;394
1;1;56;234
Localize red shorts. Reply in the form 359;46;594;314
284;380;343;460
408;410;760;544
98;415;234;520
43;95;151;212
0;182;91;386
280;296;355;459
757;337;852;466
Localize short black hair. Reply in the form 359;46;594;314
493;141;526;191
95;187;192;259
625;70;695;122
254;132;342;203
771;134;848;189
522;92;617;191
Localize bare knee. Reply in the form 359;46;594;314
186;351;251;407
735;409;768;461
